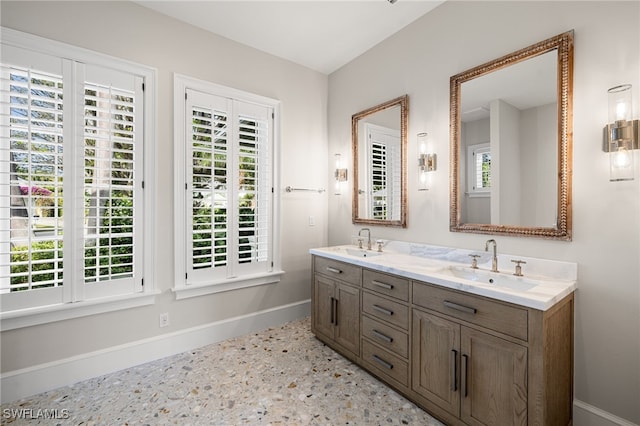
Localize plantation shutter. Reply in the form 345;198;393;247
82;66;143;299
1;30;153;317
366;124;401;221
370;141;388;220
387;142;401;220
186;89;230;282
185;90;272;285
234;101;271;276
469;144;491;193
0;47;66;308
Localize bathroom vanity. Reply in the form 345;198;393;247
310;242;576;426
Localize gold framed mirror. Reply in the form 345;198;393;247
450;31;573;240
352;95;408;228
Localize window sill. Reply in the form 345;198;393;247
0;291;160;331
173;270;285;300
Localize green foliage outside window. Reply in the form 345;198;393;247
10;240;63;289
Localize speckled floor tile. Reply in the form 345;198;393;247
1;317;444;425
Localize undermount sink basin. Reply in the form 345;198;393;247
442;266;540;291
345;248;382;258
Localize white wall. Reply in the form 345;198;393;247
2;1;639;424
0;0;327;378
520;102;558;227
460;118;491;223
491;98;520;225
328;1;640;424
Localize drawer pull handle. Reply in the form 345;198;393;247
372;354;393;370
326;266;342;274
443;300;477;315
372;280;394;290
372;304;394;316
372;329;393;343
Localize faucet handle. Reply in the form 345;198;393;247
511;259;527;276
468;254;481;269
357;238;363;249
376;240;384;253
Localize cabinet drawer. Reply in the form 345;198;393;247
362;340;408;386
413;281;528;341
363;269;409;301
363;291;409;330
362;316;408;358
314;256;361;286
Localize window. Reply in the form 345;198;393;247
174;75;281;298
467;143;491;197
0;28;155;326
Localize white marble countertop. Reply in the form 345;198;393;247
310;241;577;311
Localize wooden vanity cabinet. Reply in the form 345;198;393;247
412;280;573;426
310;255;574;426
361;270;411;389
412;309;527;425
311;257;361;359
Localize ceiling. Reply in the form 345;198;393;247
135;0;444;74
461;50;558;122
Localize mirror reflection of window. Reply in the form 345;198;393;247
352;95;407;228
365;123;400;221
467;143;491;195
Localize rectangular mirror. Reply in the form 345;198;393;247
352;95;408;228
450;31;573;240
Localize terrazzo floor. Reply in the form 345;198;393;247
1;317;444;426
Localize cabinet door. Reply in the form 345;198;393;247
412;310;461;416
460;327;527;426
335;283;360;357
314;275;336;340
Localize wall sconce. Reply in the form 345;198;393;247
334;153;348;195
417;132;436;191
603;84;638;181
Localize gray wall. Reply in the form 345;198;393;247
328;1;639;423
0;1;327;370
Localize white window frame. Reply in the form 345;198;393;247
173;74;282;300
467;142;491;198
0;28;157;331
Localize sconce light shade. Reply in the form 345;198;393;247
605;84;638;181
417;132;436;191
334;153;348;195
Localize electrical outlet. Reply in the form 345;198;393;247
159;313;169;328
309;216;316;226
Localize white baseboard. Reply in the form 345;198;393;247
0;300;310;404
574;399;639;426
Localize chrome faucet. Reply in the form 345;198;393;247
358;228;372;250
485;239;498;272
